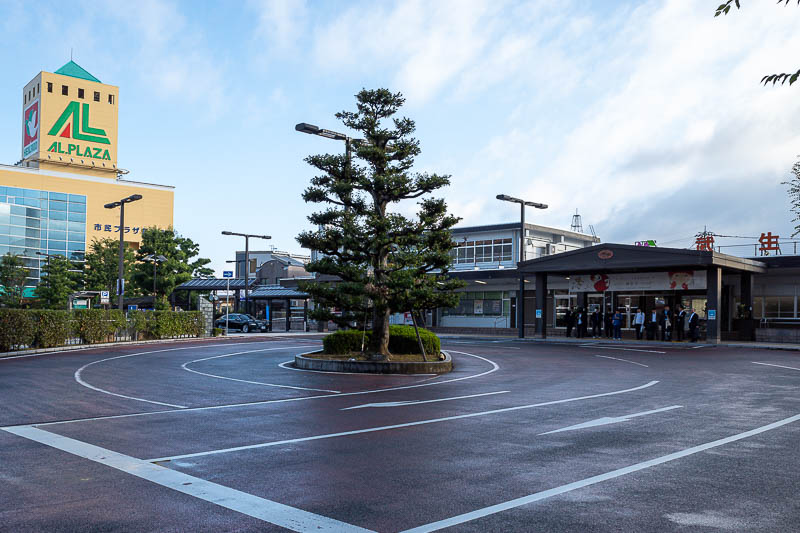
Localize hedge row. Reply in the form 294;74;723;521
0;309;206;352
323;325;440;355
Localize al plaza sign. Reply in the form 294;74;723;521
45;101;112;160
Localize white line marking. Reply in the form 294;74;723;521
401;412;800;532
583;346;666;354
182;346;339;393
2;426;372;532
341;391;510;410
27;351;499;429
593;355;649;368
74;344;317;408
146;381;659;463
752;361;800;372
539;405;682;434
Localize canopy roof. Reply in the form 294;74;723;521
176;278;258;290
54;60;101;83
250;285;309;299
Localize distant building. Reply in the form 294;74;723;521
232;249;309;280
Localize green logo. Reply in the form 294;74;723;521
47;101;110;145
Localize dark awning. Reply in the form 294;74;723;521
250;285;309;299
517;244;767;275
176;278;259;290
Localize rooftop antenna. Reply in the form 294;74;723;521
70;48;73;61
570;209;583;233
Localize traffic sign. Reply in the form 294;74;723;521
223;271;233;278
100;290;110;304
128;305;138;311
707;309;716;320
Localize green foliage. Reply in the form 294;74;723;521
132;227;212;303
0;309;36;351
0;253;29;308
322;325;440;356
212;327;224;337
84;238;135;301
296;89;464;357
73;309;127;344
714;1;799;85
130;310;205;340
29;310;73;348
36;255;84;309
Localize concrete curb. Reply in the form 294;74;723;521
294;350;453;374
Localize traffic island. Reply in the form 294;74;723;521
294;350;452;374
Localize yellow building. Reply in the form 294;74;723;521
2;60;174;288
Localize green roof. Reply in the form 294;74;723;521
54;60;101;83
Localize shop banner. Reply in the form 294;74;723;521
569;270;707;292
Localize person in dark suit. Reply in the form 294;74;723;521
590;309;600;338
575;307;585;338
688;308;699;342
660;307;671;341
676;306;686;341
647;308;658;340
604;309;613;338
565;308;574;337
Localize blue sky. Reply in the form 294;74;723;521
1;0;799;273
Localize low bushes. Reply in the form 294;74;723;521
0;308;207;352
323;325;440;355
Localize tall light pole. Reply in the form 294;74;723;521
104;194;142;310
143;254;167;304
496;194;548;338
221;231;270;316
35;251;55;287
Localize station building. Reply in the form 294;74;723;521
1;61;174;290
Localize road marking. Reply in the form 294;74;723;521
146;381;659;463
752;361;800;372
23;351;499;429
401;412;800;532
1;426;372;533
583;346;666;354
341;390;510;410
539;405;682;435
74;344;316;408
593;355;649;368
182;346;339;393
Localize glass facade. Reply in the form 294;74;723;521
0;186;86;287
450;238;513;265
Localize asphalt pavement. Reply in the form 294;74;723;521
1;336;799;532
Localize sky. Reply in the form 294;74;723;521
1;0;799;274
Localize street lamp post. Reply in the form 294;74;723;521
143;254;167;305
496;194;548;338
221;231;270;316
35;251;54;287
104;194;142;310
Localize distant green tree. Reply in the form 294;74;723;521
84;238;135;301
714;1;800;85
0;253;29;308
133;227;212;310
296;89;464;358
36;255;84;309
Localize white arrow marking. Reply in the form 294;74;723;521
342;390;509;410
539;405;682;435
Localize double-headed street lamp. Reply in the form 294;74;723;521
143;254;168;302
104;194;142;310
295;122;367;178
221;231;271;315
496;194;548;338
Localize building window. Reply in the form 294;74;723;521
78;88;84;99
93;91;100;102
47;82;53;93
62;85;68;96
108;94;114;105
36;83;39;95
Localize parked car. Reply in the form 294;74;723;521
214;313;266;333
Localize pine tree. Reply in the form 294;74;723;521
785;158;800;236
297;89;464;359
36;255;84;309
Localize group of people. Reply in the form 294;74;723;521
564;305;700;342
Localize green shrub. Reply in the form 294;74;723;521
73;309;126;344
212;327;224;337
388;325;440;355
322;325;440;355
0;309;36;351
30;310;73;348
135;311;206;339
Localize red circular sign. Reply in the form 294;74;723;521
597;249;614;260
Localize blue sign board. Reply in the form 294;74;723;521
535;309;542;319
223;271;233;278
128;305;138;311
707;309;716;320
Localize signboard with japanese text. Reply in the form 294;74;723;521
569;271;707;292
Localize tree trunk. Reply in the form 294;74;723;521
369;307;391;360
